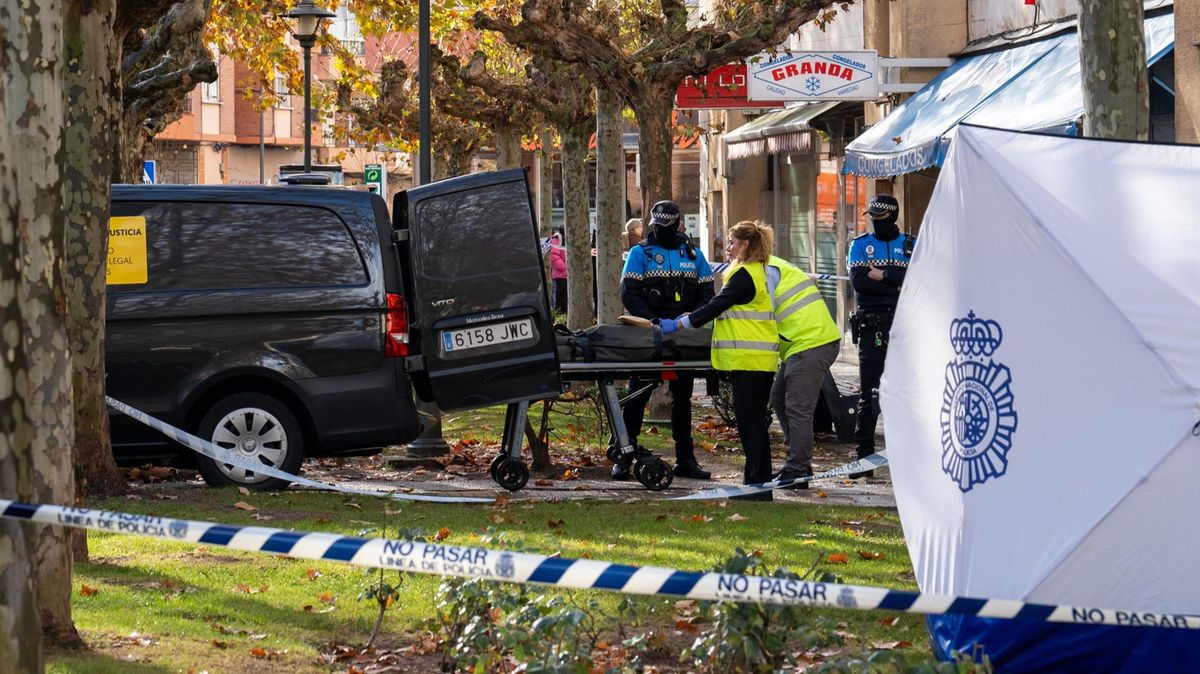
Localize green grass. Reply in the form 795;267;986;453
49;489;929;672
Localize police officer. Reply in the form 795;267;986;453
615;200;715;480
848;194;914;477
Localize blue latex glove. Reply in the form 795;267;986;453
658;318;679;334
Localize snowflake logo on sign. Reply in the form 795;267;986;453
939;311;1018;492
805;76;821;94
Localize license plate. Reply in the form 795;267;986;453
441;318;534;353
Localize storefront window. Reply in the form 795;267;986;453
777;151;813;270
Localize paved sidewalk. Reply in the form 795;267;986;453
311;358;895;508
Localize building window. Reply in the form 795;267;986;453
274;74;291;109
340;39;365;56
202;77;220;103
181;95;193;115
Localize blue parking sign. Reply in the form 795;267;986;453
143;160;156;184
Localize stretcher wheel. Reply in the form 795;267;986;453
494;458;529;491
606;445;623;464
636;457;674;491
489;453;507;480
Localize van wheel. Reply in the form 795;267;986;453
196;393;304;491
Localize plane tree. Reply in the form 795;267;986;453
479;0;844;208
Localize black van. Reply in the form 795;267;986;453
107;170;560;490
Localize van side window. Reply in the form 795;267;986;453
122;201;367;291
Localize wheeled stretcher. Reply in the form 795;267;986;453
488;360;715;492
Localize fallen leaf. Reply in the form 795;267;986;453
344;501;363;510
547;518;565;528
210;639;228;649
238;487;251;495
674;618;699;634
827;553;849;564
562;468;579;481
319;591;336;603
534;478;554;486
816;490;828;498
686;514;713;524
857;550;886;560
434;527;451;542
251;513;274;521
879;616;901;627
725;513;748;522
843;528;861;536
233;501;257;512
153;493;178;501
492;493;510;509
699;441;717;451
306;568;322;581
841;520;863;526
655;514;668;521
80;584;99;597
870;640;913;650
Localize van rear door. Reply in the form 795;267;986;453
394;169;560;411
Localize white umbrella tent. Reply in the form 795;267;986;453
881;124;1200;672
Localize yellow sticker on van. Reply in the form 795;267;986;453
107;216;148;285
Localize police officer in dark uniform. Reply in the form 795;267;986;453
847;194;915;477
615;200;715;480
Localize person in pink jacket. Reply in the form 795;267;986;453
549;230;567;312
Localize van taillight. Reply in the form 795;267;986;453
385;293;409;357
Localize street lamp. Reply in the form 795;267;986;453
284;0;335;177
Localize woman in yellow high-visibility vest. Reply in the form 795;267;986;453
658;221;779;501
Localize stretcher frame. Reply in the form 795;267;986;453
489;360;715;491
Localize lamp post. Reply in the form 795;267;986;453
284;0;334;175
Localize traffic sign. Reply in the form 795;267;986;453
143;160;156;184
364;163;385;195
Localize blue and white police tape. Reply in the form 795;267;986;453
810;273;850;281
672;453;888;501
105;397;492;504
4;498;1197;630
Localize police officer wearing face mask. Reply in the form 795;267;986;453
615;200;715;481
847;194;915;478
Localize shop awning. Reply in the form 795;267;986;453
725;101;841;160
844;12;1175;178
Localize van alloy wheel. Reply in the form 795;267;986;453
196;392;305;491
210;407;289;484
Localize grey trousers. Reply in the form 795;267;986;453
770;340;841;473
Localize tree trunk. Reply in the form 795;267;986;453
494;123;523;170
0;5;47;667
537;129;554;239
3;0;72;661
536;129;555;312
561;126;595;330
67;0;127;504
1079;0;1148;140
594;86;624;324
632;87;675;211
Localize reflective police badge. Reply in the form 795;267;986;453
496;552;515;579
940;311;1018;492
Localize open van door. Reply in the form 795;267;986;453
394;169;561;411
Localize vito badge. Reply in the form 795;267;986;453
940;311;1018;492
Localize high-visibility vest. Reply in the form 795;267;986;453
769;256;841;360
711;261;780;372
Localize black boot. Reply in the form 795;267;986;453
611;461;632;481
673;457;711;480
849;450;874;479
775;466;812;490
